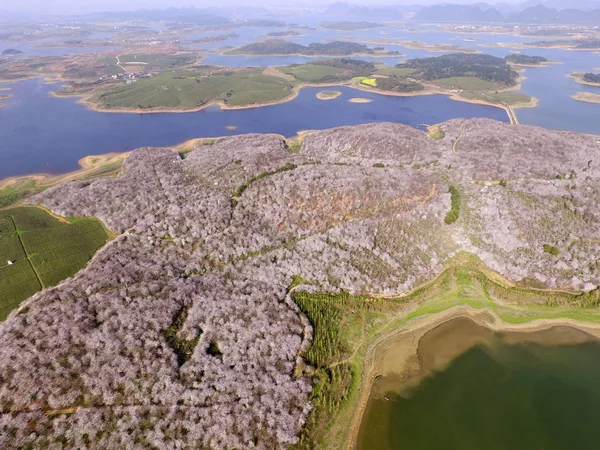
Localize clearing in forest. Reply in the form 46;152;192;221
0;206;108;319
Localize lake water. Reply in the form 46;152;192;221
1;25;599;179
0;78;508;179
358;318;600;450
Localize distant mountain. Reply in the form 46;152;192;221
2;49;24;55
518;0;600;11
507;5;600;24
414;3;600;24
414;5;504;22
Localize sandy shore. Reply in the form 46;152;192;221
340;37;479;53
348;97;373;103
507;60;563;68
0;152;129;191
73;87;301;114
568;73;600;87
316;90;342;100
350;80;536;123
571;92;600;104
222;50;405;58
44;68;536;121
345;306;600;449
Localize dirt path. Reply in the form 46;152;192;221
115;55;127;73
452;120;465;154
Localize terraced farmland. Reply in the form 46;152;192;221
0;207;108;319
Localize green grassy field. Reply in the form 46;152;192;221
460;91;533;106
90;69;294;110
97;54;194;72
0;180;45;209
0;207;108;320
281;64;346;83
290;252;600;449
429;76;502;91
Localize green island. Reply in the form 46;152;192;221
569;72;600;87
320;21;384;31
316;90;342;100
351;54;534;116
500;38;600;51
504;53;550;66
41;53;535;117
224;39;400;56
0;206;109;320
2;48;24;56
345;38;479;54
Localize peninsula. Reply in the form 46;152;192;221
572;92;600;103
569;72;600;87
44;53;535;120
1;119;598;449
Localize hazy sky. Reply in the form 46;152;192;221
1;0;531;15
2;0;579;15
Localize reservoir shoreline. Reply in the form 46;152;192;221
45;76;522;120
346;306;600;450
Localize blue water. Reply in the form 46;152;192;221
1;25;598;179
0;78;507;179
0;41;119;57
200;30;600;136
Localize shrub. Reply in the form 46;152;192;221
444;186;461;224
543;244;560;256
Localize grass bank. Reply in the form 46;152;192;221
0;153;128;210
571;92;600;104
289;252;600;449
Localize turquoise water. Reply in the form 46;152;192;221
358;323;600;450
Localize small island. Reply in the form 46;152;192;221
2;48;24;56
316;90;342;100
225;39;397;57
320;21;383;31
265;31;301;38
348;97;373;103
569;72;600;87
572;92;600;104
185;33;239;44
346;38;479;54
517;38;600;50
504;53;550;66
0;94;10;108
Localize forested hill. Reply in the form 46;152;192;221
504;54;548;65
397;53;519;85
1;119;599;449
584;73;600;83
227;39;376;56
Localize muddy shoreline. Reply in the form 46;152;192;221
347;307;600;449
